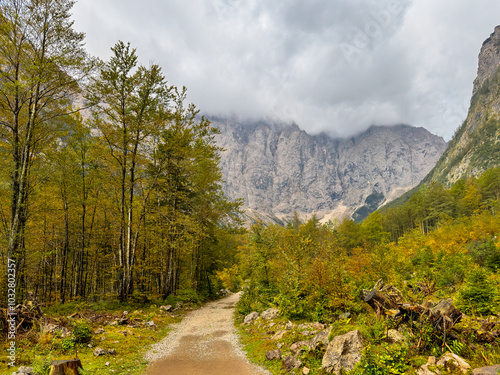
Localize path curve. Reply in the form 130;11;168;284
143;292;270;375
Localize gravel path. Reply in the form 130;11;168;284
143;292;270;375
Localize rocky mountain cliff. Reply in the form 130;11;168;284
426;25;500;185
213;117;447;223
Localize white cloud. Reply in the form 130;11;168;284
72;0;500;140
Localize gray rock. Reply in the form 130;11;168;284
338;312;351;320
261;308;280;320
310;326;332;351
282;356;302;372
160;305;172;312
290;341;311;356
107;348;117;355
322;329;364;374
297;323;312;330
303;367;311;375
272;330;288;341
43;323;70;337
93;347;107;356
387;329;405;343
312;322;326;330
437;353;470;374
301;330;317;336
12;367;34;375
213;118;447;223
266;349;281;360
417;356;440;375
94;328;105;334
147;321;156;327
473;365;500;375
244;311;260;325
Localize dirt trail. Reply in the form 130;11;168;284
143;292;270;375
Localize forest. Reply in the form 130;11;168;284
2;0;500;374
230;169;500;373
234;170;500;321
0;0;241;307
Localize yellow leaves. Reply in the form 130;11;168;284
215;265;241;291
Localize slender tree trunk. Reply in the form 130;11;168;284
60;195;69;303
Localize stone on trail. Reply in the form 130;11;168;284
322;329;364;374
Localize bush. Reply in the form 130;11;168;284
175;288;202;303
351;344;410;375
72;320;92;344
457;267;498;315
468;237;500;272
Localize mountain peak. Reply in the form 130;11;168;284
213;117;446;223
426;25;500;185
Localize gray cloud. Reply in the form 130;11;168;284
72;0;500;140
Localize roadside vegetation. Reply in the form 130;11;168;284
227;168;500;374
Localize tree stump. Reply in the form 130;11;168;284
49;359;82;375
360;279;402;317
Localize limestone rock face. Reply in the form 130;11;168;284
213;117;446;223
322;329;364;374
427;25;500;185
473;26;500;96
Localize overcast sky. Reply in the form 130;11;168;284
71;0;500;140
